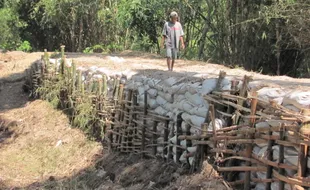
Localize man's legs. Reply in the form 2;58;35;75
167;57;171;71
170;49;178;71
166;48;172;71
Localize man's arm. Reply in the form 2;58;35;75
180;36;185;49
161;36;166;49
179;23;185;49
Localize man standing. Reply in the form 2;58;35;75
161;11;185;71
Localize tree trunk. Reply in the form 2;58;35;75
198;19;209;60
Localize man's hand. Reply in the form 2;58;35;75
181;43;185;50
161;43;165;49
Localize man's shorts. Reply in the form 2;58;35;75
166;48;178;60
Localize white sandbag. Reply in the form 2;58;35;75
254;183;265;190
187;82;202;94
174;100;194;113
132;75;147;83
169;135;177;144
271;182;292;190
164;77;178;87
181;122;188;133
189;106;209;118
181;112;192;123
180;151;187;164
158;91;173;103
154;81;165;91
180;140;186;148
189;157;194;166
285;90;310;108
190;127;201;136
207;118;226;132
187;146;197;153
92;74;103;79
257;87;286;105
175;94;186;102
166;112;174;119
157;146;163;153
157;137;164;144
120;78;127;84
154;106;168;116
148;98;159;109
201;78;217;95
156;95;167;106
185;92;204;106
144;84;150;91
284;105;300;112
147;88;158;98
163;102;173;112
255;122;270;129
220;78;231;91
147;78;161;88
253;146;261;155
190;115;205;127
267;120;294;127
168;83;187;94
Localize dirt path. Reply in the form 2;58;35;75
0;52;102;189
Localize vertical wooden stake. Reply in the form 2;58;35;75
98;79;103;95
77;70;82;93
265;129;274;190
244;91;258;190
60;46;65;76
71;61;76;94
163;120;169;159
278;123;285;190
152;121;158;156
176;113;183;164
141;91;147;157
132;90;138;151
103;75;107;97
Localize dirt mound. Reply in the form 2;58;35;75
0;51;27;62
24;152;229;190
0;100;102;188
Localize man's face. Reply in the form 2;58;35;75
171;16;177;23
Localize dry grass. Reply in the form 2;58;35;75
0;52;41;82
0;100;102;188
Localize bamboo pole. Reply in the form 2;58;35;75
265;128;275;190
152;121;158;156
103;75;107;97
176;113;182;164
244;91;258;190
141;91;147;157
71;61;76;94
60;45;65;76
163;119;169;158
278;124;285;190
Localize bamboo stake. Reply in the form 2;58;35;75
266;128;275;190
278;123;285;190
244;91;258;190
163;119;169;159
152;121;158;156
176;113;182;164
60;45;65;76
71;60;76;94
103;75;107;97
141;91;147;157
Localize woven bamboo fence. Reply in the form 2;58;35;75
24;48;310;190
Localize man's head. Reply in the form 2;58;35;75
170;11;178;23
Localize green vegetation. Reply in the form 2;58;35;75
1;0;310;76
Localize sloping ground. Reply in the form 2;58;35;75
0;99;102;188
